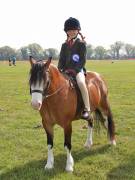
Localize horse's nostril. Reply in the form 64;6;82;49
31;101;40;110
38;102;42;110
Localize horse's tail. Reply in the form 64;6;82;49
93;109;107;134
94;108;115;141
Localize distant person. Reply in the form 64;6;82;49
12;56;16;66
9;57;12;66
58;17;92;120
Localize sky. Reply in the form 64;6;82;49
0;0;135;51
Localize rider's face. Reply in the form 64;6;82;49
67;29;78;39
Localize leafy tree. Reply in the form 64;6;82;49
86;44;93;59
43;48;59;60
16;49;23;60
28;43;44;60
94;46;106;59
0;46;15;60
20;46;29;60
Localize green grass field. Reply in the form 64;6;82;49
0;60;135;180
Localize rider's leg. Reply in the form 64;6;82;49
76;72;91;119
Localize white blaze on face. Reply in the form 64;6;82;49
31;81;44;110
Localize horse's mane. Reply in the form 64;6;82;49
49;63;59;71
29;61;62;86
49;63;66;79
29;62;46;86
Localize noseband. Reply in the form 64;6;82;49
31;89;44;94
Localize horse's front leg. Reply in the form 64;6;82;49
84;121;93;149
44;124;54;170
64;124;74;172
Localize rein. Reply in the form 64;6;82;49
44;70;66;99
45;83;65;98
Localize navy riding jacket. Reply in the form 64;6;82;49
58;38;87;73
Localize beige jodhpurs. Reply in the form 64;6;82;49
76;72;90;111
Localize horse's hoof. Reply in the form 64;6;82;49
45;164;54;170
110;140;116;146
65;166;73;172
84;141;93;149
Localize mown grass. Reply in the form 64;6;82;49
0;60;135;180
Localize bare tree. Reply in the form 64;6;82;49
114;41;124;59
125;44;134;58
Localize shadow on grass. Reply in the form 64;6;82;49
107;157;135;180
0;144;110;180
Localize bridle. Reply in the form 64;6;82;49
30;69;65;99
30;70;50;97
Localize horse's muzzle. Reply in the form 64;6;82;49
31;100;42;111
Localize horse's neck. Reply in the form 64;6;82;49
49;65;68;91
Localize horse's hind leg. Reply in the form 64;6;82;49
84;121;93;149
100;97;116;145
43;122;54;170
64;123;74;172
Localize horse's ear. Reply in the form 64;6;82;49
29;56;36;66
44;56;52;69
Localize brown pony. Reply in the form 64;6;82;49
29;57;116;172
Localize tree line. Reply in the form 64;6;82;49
0;44;59;61
0;41;135;60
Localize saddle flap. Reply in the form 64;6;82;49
62;71;85;117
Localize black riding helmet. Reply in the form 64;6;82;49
64;17;81;32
